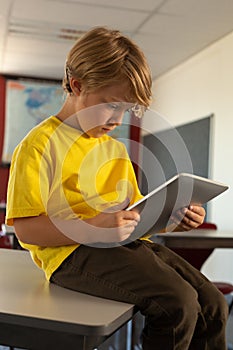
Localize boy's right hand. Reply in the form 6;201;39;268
84;199;140;244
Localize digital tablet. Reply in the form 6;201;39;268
126;173;228;240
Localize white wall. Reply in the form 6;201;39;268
145;31;233;283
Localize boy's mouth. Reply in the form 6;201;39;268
102;126;114;132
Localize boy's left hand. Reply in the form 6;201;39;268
171;205;206;231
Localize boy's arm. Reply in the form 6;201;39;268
14;215;76;246
14;209;140;246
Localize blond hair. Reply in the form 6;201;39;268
63;27;152;107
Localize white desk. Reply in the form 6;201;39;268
153;230;233;249
0;249;135;350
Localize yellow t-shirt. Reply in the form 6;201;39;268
6;116;143;280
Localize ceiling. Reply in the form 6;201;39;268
0;0;233;81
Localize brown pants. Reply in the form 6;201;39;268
51;240;228;350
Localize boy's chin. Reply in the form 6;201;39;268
86;127;112;138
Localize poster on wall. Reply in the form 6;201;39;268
2;79;64;163
2;78;131;163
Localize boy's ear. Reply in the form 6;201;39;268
69;77;81;95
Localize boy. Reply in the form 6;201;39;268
6;27;228;349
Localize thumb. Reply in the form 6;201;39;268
104;198;130;213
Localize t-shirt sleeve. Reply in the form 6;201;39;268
6;141;50;225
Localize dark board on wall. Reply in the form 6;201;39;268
140;115;213;195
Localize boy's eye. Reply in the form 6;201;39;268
107;103;119;110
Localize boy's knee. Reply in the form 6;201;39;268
199;281;229;321
148;281;200;326
171;282;200;321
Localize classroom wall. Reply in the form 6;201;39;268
0;76;8;225
145;30;233;283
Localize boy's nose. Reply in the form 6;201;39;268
107;119;122;127
109;111;125;125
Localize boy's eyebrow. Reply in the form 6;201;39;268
102;97;125;103
102;97;136;105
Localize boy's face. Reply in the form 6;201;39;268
75;83;135;138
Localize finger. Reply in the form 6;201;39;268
184;207;204;225
189;205;206;216
181;216;200;229
123;211;140;223
170;208;186;225
170;215;190;230
174;206;203;225
178;222;193;231
171;209;198;230
116;224;138;242
124;219;139;227
104;197;130;213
